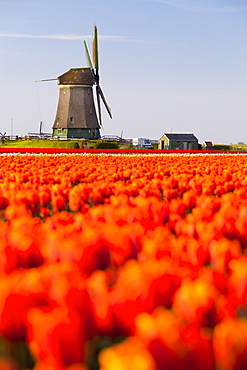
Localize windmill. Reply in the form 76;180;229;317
0;132;7;145
52;25;112;139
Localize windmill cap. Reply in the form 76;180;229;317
58;68;95;86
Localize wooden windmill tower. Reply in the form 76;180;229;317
52;26;112;139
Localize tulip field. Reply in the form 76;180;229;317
1;152;247;370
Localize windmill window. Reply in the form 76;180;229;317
70;117;74;124
57;129;62;134
56;118;60;125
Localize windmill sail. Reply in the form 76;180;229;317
92;25;99;73
84;40;94;69
96;86;102;127
98;85;112;118
83;25;112;126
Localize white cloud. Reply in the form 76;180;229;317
145;0;247;13
0;33;141;42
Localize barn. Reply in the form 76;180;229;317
158;133;199;150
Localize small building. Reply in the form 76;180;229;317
203;141;214;150
132;138;152;149
159;133;199;150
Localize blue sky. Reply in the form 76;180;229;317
0;0;247;144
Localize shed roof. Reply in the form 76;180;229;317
204;141;213;146
162;133;198;141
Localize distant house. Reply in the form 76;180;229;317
132;138;152;149
159;133;199;150
203;141;213;149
